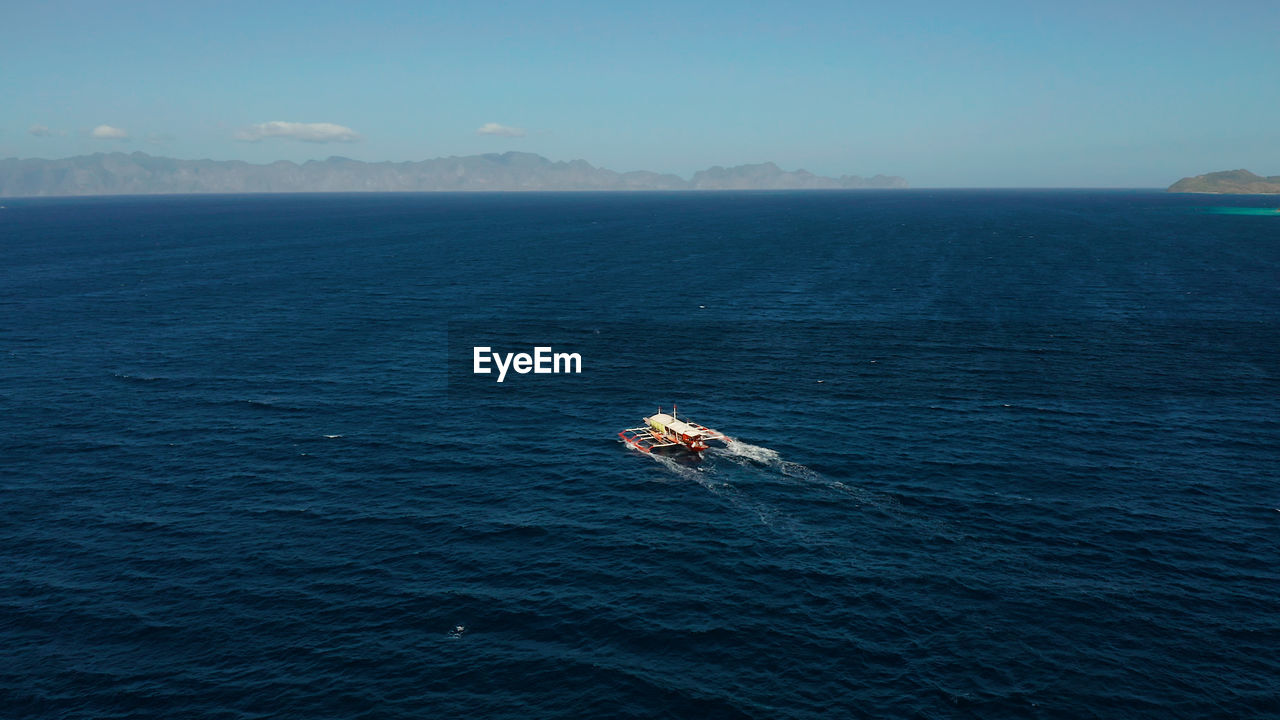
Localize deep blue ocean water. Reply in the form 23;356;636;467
2;190;1278;718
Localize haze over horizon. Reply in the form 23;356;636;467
4;0;1277;188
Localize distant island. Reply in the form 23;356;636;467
0;151;907;197
1168;169;1280;194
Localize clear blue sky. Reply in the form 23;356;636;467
3;0;1277;186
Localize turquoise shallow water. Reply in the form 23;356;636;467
1204;206;1280;216
2;190;1278;718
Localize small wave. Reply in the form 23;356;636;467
113;372;173;384
239;398;306;413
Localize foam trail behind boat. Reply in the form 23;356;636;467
630;441;806;535
716;439;861;498
717;439;781;466
718;439;821;482
715;439;966;542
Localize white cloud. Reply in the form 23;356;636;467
30;124;53;137
91;124;129;140
476;122;526;137
234;121;361;143
146;132;176;144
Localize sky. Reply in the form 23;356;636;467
3;0;1277;187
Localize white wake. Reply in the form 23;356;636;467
632;437;964;544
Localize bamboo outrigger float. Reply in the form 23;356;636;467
619;406;731;454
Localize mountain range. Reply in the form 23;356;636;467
1167;169;1280;194
0;151;908;197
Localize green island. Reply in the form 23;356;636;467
1168;169;1280;194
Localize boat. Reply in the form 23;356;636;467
619;406;731;454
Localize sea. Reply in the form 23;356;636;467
2;190;1277;719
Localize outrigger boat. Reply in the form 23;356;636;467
619;406;731;454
